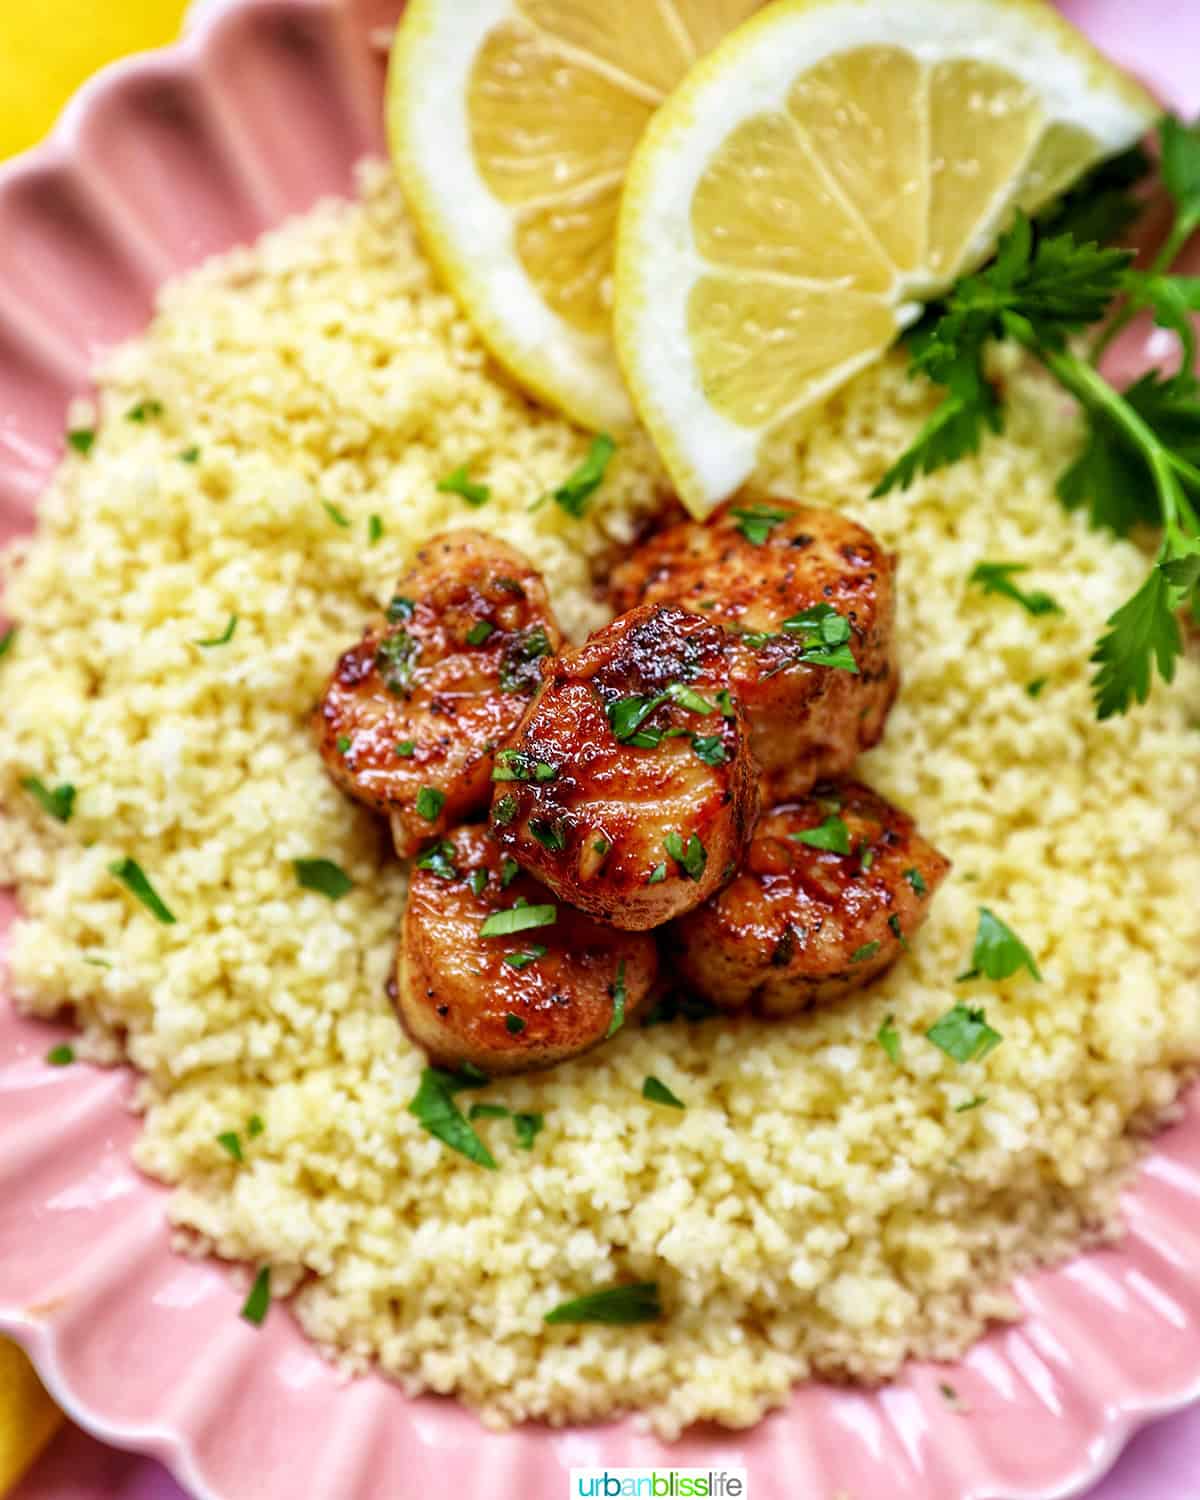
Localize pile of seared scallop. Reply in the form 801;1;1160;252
316;500;949;1074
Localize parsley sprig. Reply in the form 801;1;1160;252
876;118;1200;718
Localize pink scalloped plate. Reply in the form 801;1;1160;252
1;4;1199;1498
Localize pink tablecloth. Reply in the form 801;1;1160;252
7;2;1199;1498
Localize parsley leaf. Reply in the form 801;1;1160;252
367;513;384;545
500;855;520;889
959;907;1042;982
730;503;791;545
529;817;567;852
387;596;415;622
109;857;177;923
851;941;881;963
480;902;556;938
416;785;446;822
968;562;1061;617
437;465;490;507
606;960;627;1039
408;1066;497;1169
46;1043;75;1066
548;434;615;518
664;830;706;881
646;862;667;885
67;428;95;454
376;629;420;696
690;734;728;767
499;624;552;693
492;749;556;782
781;604;859;672
1090;565;1185;720
126;399;164;423
789;815;852;855
22;776;75;823
217;1131;243;1162
513;1112;544;1150
293;857;353;900
240;1267;271;1327
642;1075;685;1109
904;867;928;897
194;614;238;647
416;839;458;881
504;1012;526;1032
466;619;495;646
395;739;416;758
926;1004;1003;1064
0;626;14;660
322;500;351;528
877;1014;901;1064
503;945;546;970
544;1282;661;1326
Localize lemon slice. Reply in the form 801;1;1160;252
387;0;766;431
613;0;1157;515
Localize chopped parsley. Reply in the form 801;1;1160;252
367;513;384;545
859;847;875;873
217;1131;243;1162
544;1282;662;1326
955;1095;988;1113
500;855;520;888
605;960;627;1039
505;1012;526;1033
321;500;351;528
468;868;488;898
376;629;420;695
480;901;556;938
499;624;552;693
126;399;163;423
179;445;201;465
730;503;791;545
437;465;490;507
529;817;567;852
790;815;852;855
396;740;416;758
492;749;557;783
514;1112;544;1150
664;830;706;881
851;941;881;963
781;603;859;672
904;867;928;897
646;862;667;885
109;857;176;923
337;735;351;755
469;1103;510;1120
493;793;518;825
503;945;546;970
547;433;615;518
248;1115;265;1138
416;839;458;881
46;1043;75;1067
592;837;610;859
194;614;237;648
691;734;727;767
608;682;718;746
67;428;94;454
22;776;75;823
888;913;909;949
0;627;14;660
715;688;735;717
642;1075;685;1109
1026;676;1048;698
466;620;495;646
293;857;353;901
387;595;415;623
926;1004;1003;1063
240;1268;271;1327
958;907;1042;983
876;1014;901;1064
969;561;1062;617
416;786;446;822
408;1066;496;1169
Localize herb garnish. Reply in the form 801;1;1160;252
926;1004;1003;1063
22;776;75;823
322;501;351;528
492;750;557;783
968;562;1062;617
376;630;420;695
1026;677;1048;698
437;465;490;507
416;840;458;881
395;741;416;760
0;627;14;660
493;793;518;825
469;1103;510;1120
514;1112;544;1150
731;503;791;545
606;960;627;1039
109;857;176;923
194;614;238;647
646;862;667;885
499;624;552;693
664;831;706;881
367;513;384;545
480;901;556;938
874;124;1200;717
413;788;443;824
248;1115;265;1138
690;734;728;767
607;681;718;746
958;907;1041;982
466;620;495;646
46;1044;75;1066
180;446;201;465
790;815;852;854
781;604;859;671
217;1131;243;1162
240;1267;271;1326
336;736;351;755
851;941;881;963
293;857;353;900
642;1076;685;1109
877;1014;901;1064
904;867;928;897
955;1095;988;1113
504;945;546;970
67;429;95;454
505;1012;526;1033
546;434;616;518
888;913;908;949
387;596;415;623
544;1282;662;1326
500;855;520;888
126;399;163;423
529;818;567;852
468;868;488;897
408;1065;496;1168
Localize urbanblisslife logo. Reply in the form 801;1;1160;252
570;1469;747;1497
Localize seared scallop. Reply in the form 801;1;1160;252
315;530;562;857
398;823;657;1074
609;498;898;800
489;602;758;931
663;781;949;1014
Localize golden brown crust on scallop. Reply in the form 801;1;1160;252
663;781;950;1015
489;602;759;931
609;498;898;800
315;530;562;857
398;823;657;1073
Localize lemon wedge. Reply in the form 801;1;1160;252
613;0;1157;515
387;0;766;431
